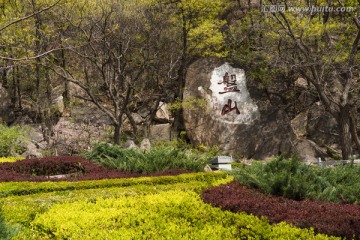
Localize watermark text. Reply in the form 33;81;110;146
262;5;356;13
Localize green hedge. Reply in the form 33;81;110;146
28;190;337;240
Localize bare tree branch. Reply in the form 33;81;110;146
0;0;61;32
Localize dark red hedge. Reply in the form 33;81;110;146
201;181;360;240
0;156;190;182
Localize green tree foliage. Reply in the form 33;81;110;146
0;124;27;157
228;0;360;159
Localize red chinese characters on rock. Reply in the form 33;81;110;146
218;72;240;94
218;72;240;116
221;99;240;115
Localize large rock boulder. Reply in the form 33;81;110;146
183;58;295;159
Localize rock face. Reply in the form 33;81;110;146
183;58;295;159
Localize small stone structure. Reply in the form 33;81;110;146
210;156;234;170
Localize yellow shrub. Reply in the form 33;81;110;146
29;190;337;240
0;157;25;163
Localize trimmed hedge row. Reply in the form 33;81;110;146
2;178;232;234
29;190;335;240
202;181;360;240
0;156;192;182
0;172;229;198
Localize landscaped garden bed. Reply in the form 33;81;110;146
0;142;357;239
0;174;335;240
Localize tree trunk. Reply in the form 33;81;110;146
350;115;360;153
16;66;22;109
113;123;121;145
2;67;7;88
125;109;138;137
172;12;188;134
61;48;71;108
338;106;352;160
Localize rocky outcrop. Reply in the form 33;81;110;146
183;58;295;159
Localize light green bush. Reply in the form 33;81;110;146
29;190;336;240
0;124;28;157
84;143;213;173
231;156;360;204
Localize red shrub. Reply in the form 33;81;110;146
0;156;191;182
201;181;360;239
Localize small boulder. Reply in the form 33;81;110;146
21;142;43;158
294;139;326;164
204;164;212;172
131;113;145;125
52;96;64;115
140;138;151;151
137;108;150;118
150;124;171;142
291;111;308;138
154;102;170;123
123;140;139;150
295;78;308;89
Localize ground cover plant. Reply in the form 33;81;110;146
0;172;231;238
0;151;353;239
0;156;191;182
1;178;336;240
230;156;360;204
84;143;212;173
202;181;360;240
